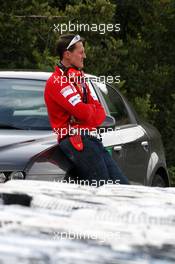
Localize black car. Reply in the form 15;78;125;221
0;71;170;186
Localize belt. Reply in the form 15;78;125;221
85;133;102;141
59;130;102;143
68;128;97;137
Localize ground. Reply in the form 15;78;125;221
0;180;175;263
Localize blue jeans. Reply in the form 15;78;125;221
59;135;130;187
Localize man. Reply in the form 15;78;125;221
44;34;129;186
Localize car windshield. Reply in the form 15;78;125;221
0;78;51;130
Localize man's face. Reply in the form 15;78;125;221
65;41;86;69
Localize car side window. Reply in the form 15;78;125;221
86;79;99;101
92;82;131;126
0;78;50;129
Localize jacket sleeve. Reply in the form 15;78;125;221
86;95;106;126
85;83;106;127
47;77;105;126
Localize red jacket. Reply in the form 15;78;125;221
44;66;106;142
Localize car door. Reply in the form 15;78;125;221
91;80;150;185
86;79;124;169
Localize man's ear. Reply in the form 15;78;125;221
64;50;71;59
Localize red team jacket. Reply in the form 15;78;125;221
44;66;106;142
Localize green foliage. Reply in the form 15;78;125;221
0;0;60;70
133;94;159;122
168;166;175;187
113;0;175;169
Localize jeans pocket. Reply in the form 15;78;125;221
59;138;75;161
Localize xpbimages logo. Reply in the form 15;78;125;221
52;230;121;243
53;74;120;86
53;21;120;35
53;125;119;139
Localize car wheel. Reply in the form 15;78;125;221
151;174;166;187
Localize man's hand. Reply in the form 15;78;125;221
70;116;81;125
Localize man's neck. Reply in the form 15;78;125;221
60;60;81;71
60;60;72;68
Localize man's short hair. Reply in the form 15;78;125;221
55;34;85;60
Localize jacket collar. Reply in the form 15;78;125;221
55;65;64;75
